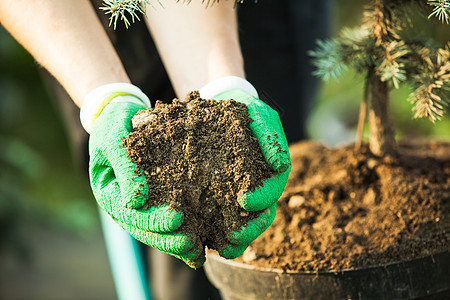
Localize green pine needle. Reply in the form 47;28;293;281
309;27;373;81
380;63;407;88
100;0;155;29
309;40;348;81
427;0;450;24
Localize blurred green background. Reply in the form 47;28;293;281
0;15;115;300
0;1;448;299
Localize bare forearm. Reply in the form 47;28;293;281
0;0;129;107
146;1;245;98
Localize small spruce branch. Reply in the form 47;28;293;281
377;40;409;88
427;0;450;23
309;40;348;81
100;0;155;29
309;27;374;81
100;0;254;29
408;43;450;122
365;0;401;45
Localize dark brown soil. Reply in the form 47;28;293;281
123;92;274;262
235;139;450;272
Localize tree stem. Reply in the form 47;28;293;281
368;71;397;157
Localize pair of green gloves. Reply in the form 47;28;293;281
81;77;291;268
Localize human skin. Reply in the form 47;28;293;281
0;0;245;104
145;0;245;98
0;0;129;107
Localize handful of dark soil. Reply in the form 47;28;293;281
123;91;274;262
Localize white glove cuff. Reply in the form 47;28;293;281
199;76;259;99
80;83;151;134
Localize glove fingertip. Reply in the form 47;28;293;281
237;183;277;211
240;168;291;211
226;230;241;244
171;239;206;269
124;177;148;209
185;255;206;269
172;232;197;254
136;205;184;233
237;193;253;211
270;151;291;173
229;204;277;245
160;207;184;231
125;192;146;209
169;209;184;228
237;191;272;212
218;244;248;259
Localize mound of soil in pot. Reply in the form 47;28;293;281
235;139;450;272
123;92;274;263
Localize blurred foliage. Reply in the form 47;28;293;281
0;26;97;255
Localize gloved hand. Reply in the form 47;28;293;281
200;76;291;258
80;83;204;268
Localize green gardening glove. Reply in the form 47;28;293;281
199;77;291;259
81;83;204;268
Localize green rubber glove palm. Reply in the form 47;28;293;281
212;89;292;259
89;99;204;268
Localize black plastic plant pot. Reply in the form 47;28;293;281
204;250;450;300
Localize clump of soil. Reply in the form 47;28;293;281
236;139;450;272
123;91;274;264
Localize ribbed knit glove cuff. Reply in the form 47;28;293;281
80;83;151;134
199;76;258;99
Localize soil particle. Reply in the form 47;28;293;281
123;91;274;260
235;139;450;272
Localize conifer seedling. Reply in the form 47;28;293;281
310;0;449;157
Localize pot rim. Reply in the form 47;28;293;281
206;249;450;275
